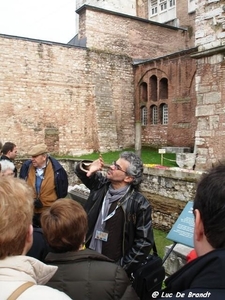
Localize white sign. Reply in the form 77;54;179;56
158;149;166;154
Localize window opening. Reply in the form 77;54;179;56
161;104;168;125
140;82;148;102
141;107;147;126
151;105;158;124
150;75;157;101
159;77;168;99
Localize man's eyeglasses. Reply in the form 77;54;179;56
112;161;127;174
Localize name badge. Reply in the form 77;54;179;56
95;230;109;242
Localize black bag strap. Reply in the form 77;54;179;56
152;242;158;255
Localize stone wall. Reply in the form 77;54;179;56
71;162;203;231
0;35;134;155
193;1;225;170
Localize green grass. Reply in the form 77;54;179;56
68;146;177;167
154;228;172;259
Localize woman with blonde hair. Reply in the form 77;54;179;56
0;176;71;300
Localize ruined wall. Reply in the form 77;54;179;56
193;0;225;170
0;35;134;155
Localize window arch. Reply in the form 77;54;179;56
159;77;168;99
150;105;158;124
150;75;157;101
141;106;147;126
139;82;148;102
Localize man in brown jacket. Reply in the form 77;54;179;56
19;143;68;227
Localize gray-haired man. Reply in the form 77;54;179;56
75;151;154;276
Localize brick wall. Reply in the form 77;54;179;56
0;35;134;156
134;49;197;148
77;6;191;60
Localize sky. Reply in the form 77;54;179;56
0;0;77;44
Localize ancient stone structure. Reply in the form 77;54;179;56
0;3;191;157
1;1;225;171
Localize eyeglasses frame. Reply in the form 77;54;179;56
112;161;127;174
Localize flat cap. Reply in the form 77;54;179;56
28;143;48;156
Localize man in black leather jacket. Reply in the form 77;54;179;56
75;151;154;276
157;163;225;299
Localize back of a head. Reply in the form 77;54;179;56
0;160;15;176
1;142;16;155
193;163;225;249
0;177;33;259
41;199;88;252
120;151;143;187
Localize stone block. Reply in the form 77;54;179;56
176;153;196;170
163;243;193;276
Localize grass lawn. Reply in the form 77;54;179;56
154;228;173;259
70;146;177;167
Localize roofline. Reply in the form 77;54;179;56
76;4;188;32
0;33;87;49
132;47;199;66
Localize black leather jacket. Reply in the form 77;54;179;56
75;161;154;275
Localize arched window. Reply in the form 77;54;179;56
140;82;148;102
150;75;157;101
150;105;158;124
141;106;147;126
160;103;168;125
159;78;168;99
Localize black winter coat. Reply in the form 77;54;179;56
45;248;139;300
158;249;225;299
75;161;154;275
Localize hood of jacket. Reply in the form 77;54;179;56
164;249;225;293
0;255;58;285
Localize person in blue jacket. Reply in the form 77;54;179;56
20;143;68;227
